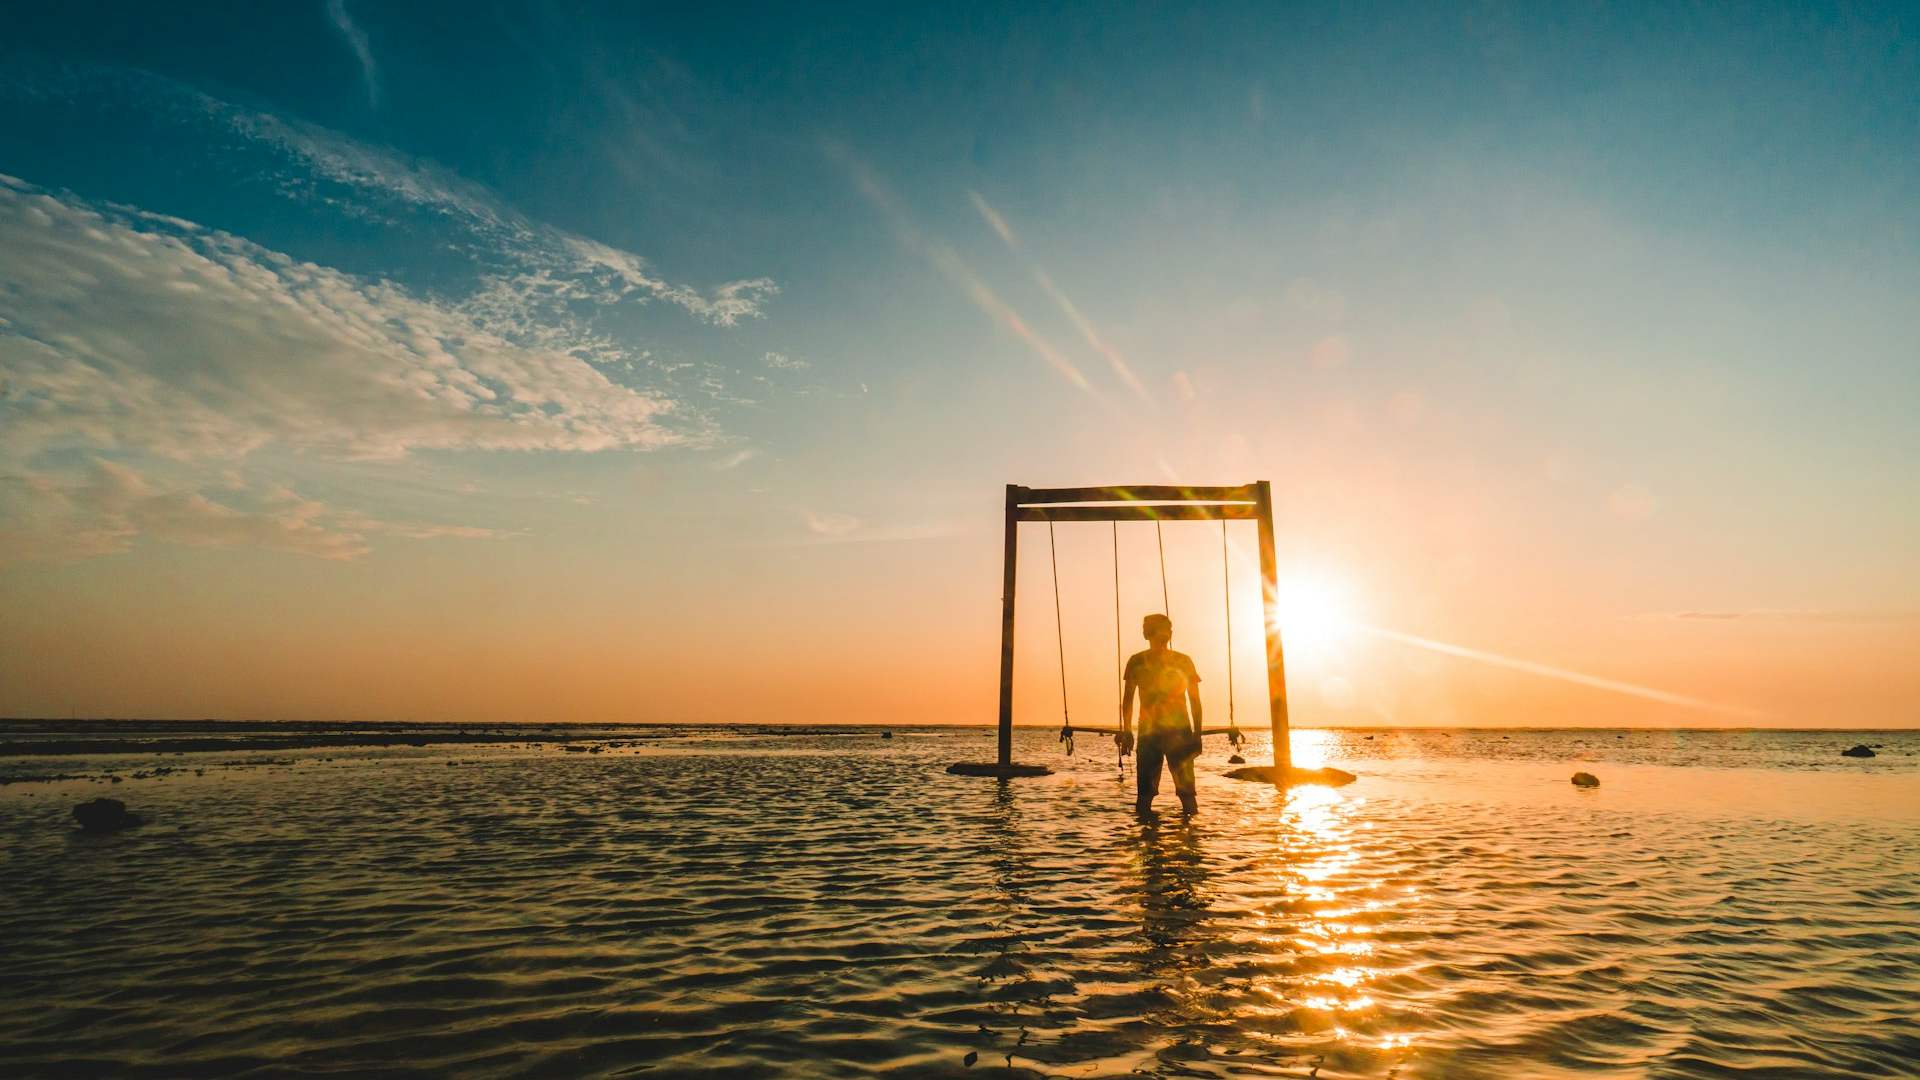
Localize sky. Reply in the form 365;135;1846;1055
1;2;1916;728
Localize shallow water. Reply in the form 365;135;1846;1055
3;728;1917;1078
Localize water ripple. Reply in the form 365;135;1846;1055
3;731;1918;1077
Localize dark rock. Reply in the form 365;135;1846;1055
1571;772;1600;788
1841;744;1876;758
1224;765;1357;787
72;797;144;832
947;762;1051;777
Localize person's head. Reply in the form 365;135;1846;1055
1142;613;1173;646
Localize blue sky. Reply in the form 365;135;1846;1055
2;3;1916;725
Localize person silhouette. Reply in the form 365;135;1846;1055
1121;613;1203;816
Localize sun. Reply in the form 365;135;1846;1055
1272;572;1358;661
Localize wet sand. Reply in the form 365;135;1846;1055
2;728;1916;1077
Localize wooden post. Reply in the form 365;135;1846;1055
1254;480;1291;773
996;484;1021;767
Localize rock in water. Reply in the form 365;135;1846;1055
1841;744;1876;758
1224;765;1357;787
1571;772;1600;788
72;797;144;832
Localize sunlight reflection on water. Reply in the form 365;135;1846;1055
1288;728;1334;771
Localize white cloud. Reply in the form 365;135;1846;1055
763;351;810;371
201;95;776;329
804;511;861;536
0;460;506;565
0;70;792;563
325;0;381;109
0;179;709;561
756;515;956;548
0;178;692;465
0;461;366;562
4;65;778;332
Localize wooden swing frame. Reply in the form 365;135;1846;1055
953;482;1291;779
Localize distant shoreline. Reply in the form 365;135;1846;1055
1;717;1911;759
0;720;887;758
3;718;1912;733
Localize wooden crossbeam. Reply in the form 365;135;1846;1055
1013;503;1258;522
1013;484;1256;505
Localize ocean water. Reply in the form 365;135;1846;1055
2;727;1917;1078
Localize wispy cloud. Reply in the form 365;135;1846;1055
0;71;871;565
805;511;861;536
212;99;778;330
1360;623;1772;720
830;145;1091;393
1628;609;1920;623
325;0;381;109
0;461;503;565
0;177;697;561
753;513;955;548
3;64;779;332
2;462;344;563
0;178;691;464
968;191;1019;248
968;190;1149;400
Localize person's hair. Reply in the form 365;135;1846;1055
1142;613;1173;640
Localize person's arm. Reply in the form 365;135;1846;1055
1188;677;1203;738
1121;676;1136;735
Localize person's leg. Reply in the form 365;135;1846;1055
1135;735;1164;813
1171;739;1198;815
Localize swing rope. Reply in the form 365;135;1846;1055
1112;522;1123;716
1048;521;1074;756
1221;520;1244;756
1050;517;1242;764
1112;522;1128;773
1155;519;1169;614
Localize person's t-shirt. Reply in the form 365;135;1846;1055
1125;648;1200;736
